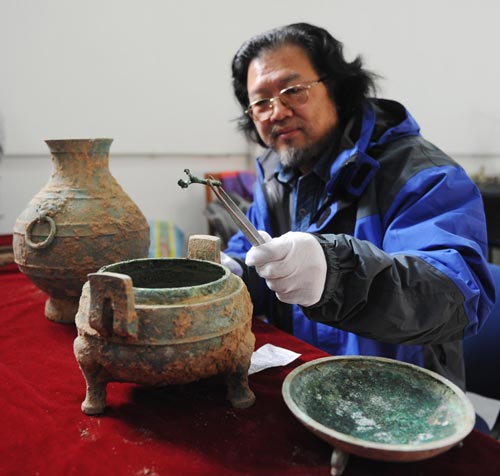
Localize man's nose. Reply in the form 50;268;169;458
269;97;293;121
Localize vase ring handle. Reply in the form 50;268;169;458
25;214;57;249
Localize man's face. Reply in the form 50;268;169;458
246;44;339;172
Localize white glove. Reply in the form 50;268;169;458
245;231;327;307
220;252;243;277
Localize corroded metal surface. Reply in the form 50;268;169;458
13;139;150;323
186;234;221;263
74;235;255;414
282;356;475;474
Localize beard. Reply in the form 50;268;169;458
273;126;338;172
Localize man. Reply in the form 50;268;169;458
222;22;494;390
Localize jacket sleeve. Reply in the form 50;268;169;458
304;165;495;345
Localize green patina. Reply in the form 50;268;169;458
291;359;467;445
102;258;224;289
177;169;222;189
100;258;228;304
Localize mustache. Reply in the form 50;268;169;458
269;121;302;139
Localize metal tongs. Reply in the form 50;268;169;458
178;169;266;246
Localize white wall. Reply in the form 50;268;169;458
2;0;500;236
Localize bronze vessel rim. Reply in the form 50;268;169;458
99;257;230;293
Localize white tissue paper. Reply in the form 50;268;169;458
248;343;301;375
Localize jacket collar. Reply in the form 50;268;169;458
325;99;421;198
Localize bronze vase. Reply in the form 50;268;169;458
13;138;150;323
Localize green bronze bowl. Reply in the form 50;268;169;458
282;356;475;465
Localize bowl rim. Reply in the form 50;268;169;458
99;257;230;292
281;355;475;453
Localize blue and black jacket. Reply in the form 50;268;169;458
225;98;495;389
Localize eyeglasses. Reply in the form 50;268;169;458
245;77;327;122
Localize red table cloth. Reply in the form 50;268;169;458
1;251;500;476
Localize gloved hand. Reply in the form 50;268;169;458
220;252;243;277
245;231;327;307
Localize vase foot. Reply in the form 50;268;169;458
45;297;79;324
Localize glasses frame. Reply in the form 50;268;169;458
245;77;328;121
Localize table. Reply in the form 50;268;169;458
2;256;500;476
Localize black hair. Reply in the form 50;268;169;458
231;22;378;146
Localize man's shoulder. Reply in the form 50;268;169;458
376;134;458;169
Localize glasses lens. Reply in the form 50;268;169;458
280;85;309;108
247;82;315;121
249;100;271;120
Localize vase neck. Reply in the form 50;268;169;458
54;154;112;184
45;139;114;189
